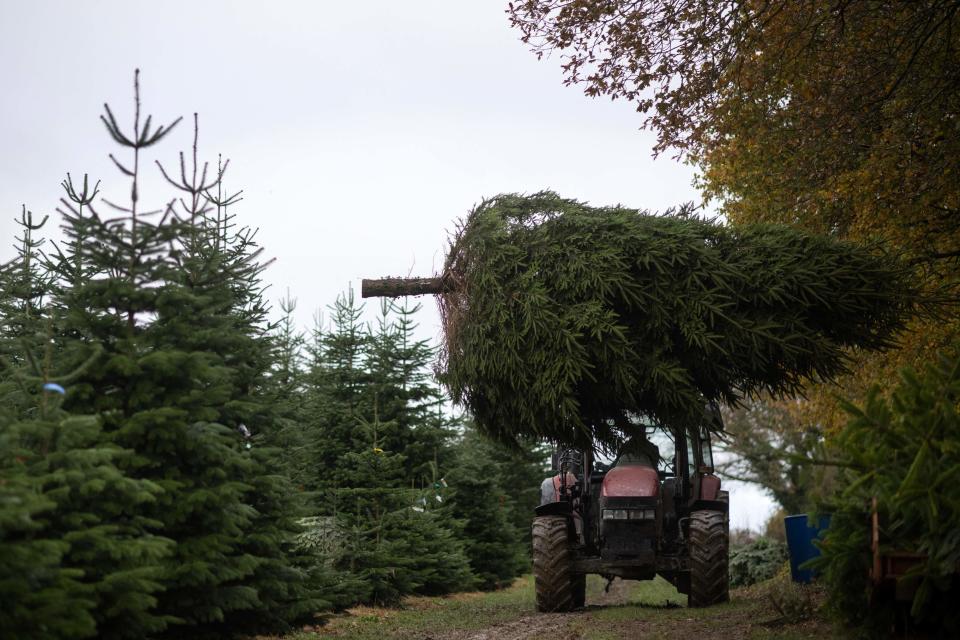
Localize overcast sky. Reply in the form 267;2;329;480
0;0;775;530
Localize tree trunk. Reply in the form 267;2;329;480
361;276;448;298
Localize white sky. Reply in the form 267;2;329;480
0;0;776;531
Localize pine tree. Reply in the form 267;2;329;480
0;344;173;640
150;108;321;635
265;292;310;484
365;300;455;486
379;507;475;596
50;71;316;636
445;427;527;590
0;208;52;378
301;289;370;499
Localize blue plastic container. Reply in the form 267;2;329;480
784;514;831;583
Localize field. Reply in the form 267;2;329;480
275;575;838;640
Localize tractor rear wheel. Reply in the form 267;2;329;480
688;510;729;607
532;515;576;612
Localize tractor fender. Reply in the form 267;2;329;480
700;474;721;500
535;501;573;517
690;499;728;513
534;501;584;545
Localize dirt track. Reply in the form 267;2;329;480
456;579;632;640
305;576;833;640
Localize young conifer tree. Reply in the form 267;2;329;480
57;72;253;635
155;117;321;634
0;209;52;375
445;427;527;590
266;292;311;484
332;408;476;603
0;185;176;640
365;300;455;486
378;506;476;596
333;440;412;605
52;71;315;636
450;424;549;574
299;292;476;602
0;407;92;640
301;289;370;498
0;336;172;639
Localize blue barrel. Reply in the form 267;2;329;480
784;514;831;583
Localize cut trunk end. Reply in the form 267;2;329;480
361;276;448;298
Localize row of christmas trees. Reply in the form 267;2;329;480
0;74;545;639
270;290;546;607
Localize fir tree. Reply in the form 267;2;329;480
164;124;324;633
365;300;455;486
333;437;411;605
0;344;173;640
51;71;317;636
49;172;100;289
453;426;548;570
301;288;370;499
149;104;321;635
434;191;921;450
333;444;475;603
0;208;52;376
446;428;527;590
265;292;309;483
303;300;477;603
379;507;475;596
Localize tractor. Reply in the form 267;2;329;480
533;408;729;611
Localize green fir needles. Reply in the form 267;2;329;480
437;192;916;451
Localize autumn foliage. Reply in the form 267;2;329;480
509;0;960;427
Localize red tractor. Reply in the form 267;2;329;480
533;411;729;611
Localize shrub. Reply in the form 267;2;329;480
763;573;818;624
729;537;788;587
811;346;960;637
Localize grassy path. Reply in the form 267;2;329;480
274;575;841;640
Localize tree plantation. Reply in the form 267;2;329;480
0;75;544;639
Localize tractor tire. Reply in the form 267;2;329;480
532;515;576;612
688;510;729;607
572;573;586;609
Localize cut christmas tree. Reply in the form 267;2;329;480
363;192;919;451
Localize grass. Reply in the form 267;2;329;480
587;577;839;639
273;574;840;640
281;576;537;639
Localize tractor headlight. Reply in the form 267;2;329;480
602;509;628;520
602;508;655;521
